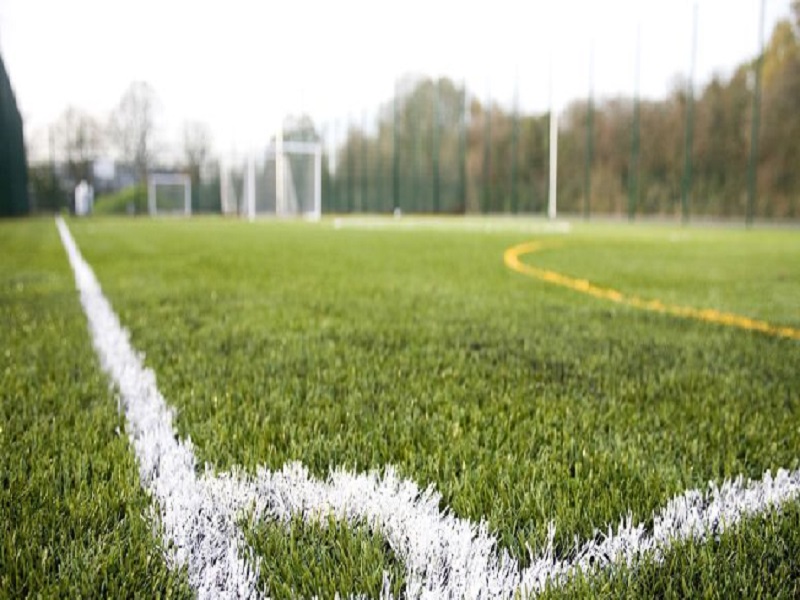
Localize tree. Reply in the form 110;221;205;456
327;24;800;220
759;18;800;215
794;1;800;32
110;81;158;183
375;76;467;213
183;121;211;170
182;121;212;211
54;106;103;184
27;164;66;212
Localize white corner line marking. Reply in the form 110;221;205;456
56;217;800;599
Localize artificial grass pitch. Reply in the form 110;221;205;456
0;219;191;597
3;215;799;597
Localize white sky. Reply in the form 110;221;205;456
0;0;792;162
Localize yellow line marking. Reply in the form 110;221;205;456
504;240;800;341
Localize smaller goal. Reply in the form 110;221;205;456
148;173;192;216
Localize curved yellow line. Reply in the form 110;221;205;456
504;241;800;341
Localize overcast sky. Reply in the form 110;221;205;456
0;0;792;161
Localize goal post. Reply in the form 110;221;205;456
221;141;320;220
269;140;322;220
148;173;192;216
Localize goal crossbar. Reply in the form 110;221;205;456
264;140;320;156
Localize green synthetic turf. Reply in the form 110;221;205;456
0;219;191;597
243;515;406;598
5;216;799;597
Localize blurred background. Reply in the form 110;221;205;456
0;0;797;221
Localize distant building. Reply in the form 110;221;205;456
92;159;138;196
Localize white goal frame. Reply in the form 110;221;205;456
219;136;322;221
148;173;192;216
268;140;321;220
240;142;322;221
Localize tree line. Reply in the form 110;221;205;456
11;4;799;220
28;82;218;214
327;7;800;220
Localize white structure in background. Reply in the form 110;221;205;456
548;108;558;220
148;173;192;216
74;180;94;216
220;157;238;216
221;131;322;221
547;52;559;221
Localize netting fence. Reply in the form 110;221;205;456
318;2;798;221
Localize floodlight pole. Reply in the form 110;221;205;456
432;79;441;214
220;160;229;214
548;61;558;221
548;110;558;220
314;143;322;220
246;153;256;221
511;75;520;214
148;176;156;216
332;120;340;212
412;95;421;213
482;83;492;214
184;176;191;215
628;25;642;222
681;1;698;225
361;110;368;213
747;0;766;227
459;83;468;214
321;125;329;214
584;44;595;220
347;116;355;213
276;119;285;216
393;82;400;212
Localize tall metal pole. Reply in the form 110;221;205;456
412;91;420;213
378;118;385;213
483;87;492;213
432;79;441;213
628;25;641;221
320;125;328;214
548;108;558;220
332;120;339;212
547;60;558;221
219;158;229;215
393;83;400;212
511;77;520;214
361;110;368;212
583;45;594;220
681;2;698;224
246;153;255;221
276;118;285;216
347;116;354;213
49;126;59;213
314;139;322;219
459;83;468;213
747;0;766;227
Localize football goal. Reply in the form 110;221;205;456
148;173;192;216
221;140;322;220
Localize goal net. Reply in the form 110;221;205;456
221;141;321;220
148;173;192;216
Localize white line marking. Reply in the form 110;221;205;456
57;216;800;598
57;217;262;596
331;215;572;234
